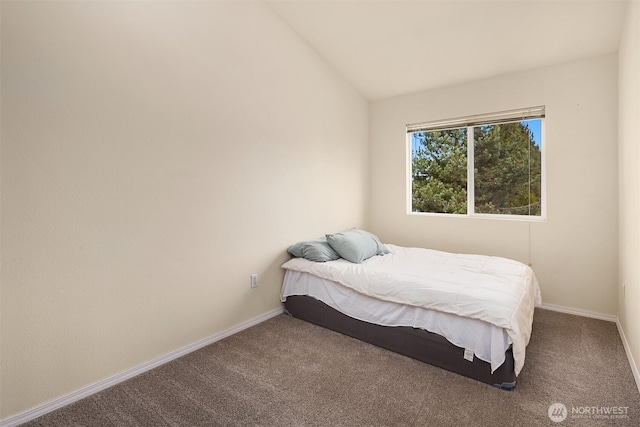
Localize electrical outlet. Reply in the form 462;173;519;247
250;273;258;288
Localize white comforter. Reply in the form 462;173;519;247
281;244;542;375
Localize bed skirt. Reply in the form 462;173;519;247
284;295;517;390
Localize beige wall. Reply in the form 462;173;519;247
0;1;368;419
368;54;619;316
618;0;640;385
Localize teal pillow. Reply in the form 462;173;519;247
325;229;389;263
287;238;341;262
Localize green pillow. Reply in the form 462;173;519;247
287;238;341;262
325;229;389;263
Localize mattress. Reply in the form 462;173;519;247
282;244;541;375
284;295;517;390
282;269;511;372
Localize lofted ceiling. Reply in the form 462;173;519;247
266;0;629;100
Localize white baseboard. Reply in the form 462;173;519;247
615;318;640;395
539;302;640;394
0;307;284;427
539;302;618;322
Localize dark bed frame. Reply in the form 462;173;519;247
284;295;517;390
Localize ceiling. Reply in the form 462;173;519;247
266;0;629;100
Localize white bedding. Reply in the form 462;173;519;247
281;270;512;372
281;244;542;375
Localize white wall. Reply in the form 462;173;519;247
618;0;640;384
368;54;619;316
0;1;368;419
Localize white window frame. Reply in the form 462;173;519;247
406;107;547;221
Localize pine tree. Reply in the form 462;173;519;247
474;123;541;215
411;121;541;215
412;128;467;214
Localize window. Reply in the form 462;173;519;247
408;106;545;219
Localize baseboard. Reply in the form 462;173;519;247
615;319;640;395
539;302;640;394
539;302;618;322
0;306;285;427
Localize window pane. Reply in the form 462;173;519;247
411;128;467;214
474;120;542;216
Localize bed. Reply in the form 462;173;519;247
280;229;542;390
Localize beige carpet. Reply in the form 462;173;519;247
23;308;640;426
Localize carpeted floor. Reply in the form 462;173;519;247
23;308;640;426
